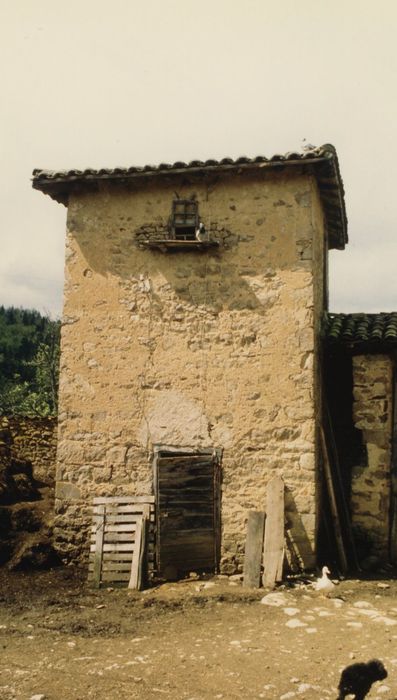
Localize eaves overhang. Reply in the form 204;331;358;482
32;143;348;250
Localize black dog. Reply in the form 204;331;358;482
337;659;387;699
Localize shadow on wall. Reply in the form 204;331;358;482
72;229;275;318
284;487;316;571
66;173;310;318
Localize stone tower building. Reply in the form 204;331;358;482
33;145;347;574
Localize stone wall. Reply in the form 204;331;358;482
5;417;57;485
0;417;42;504
351;355;393;564
54;168;326;570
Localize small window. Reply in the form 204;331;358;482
171;199;199;240
138;197;218;250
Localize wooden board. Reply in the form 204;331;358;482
88;497;155;588
243;511;266;588
138;506;150;591
155;450;221;579
129;504;150;590
129;515;144;589
322;405;359;573
320;427;348;574
262;476;284;589
92;505;105;588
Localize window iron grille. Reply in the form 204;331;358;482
170;199;199;241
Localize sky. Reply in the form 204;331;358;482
1;0;397;318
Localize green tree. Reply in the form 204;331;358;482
0;307;60;417
33;321;61;415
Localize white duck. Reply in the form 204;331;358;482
314;566;335;594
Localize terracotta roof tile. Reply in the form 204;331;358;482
324;312;397;348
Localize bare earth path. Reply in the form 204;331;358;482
1;569;397;699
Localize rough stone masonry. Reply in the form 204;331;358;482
351;354;393;563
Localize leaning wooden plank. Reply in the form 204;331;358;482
129;504;151;590
324;405;359;571
91;504;105;588
128;515;143;589
320;427;348;574
137;505;150;591
262;476;285;589
243;511;266;588
93;495;155;504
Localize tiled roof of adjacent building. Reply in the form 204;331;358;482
324;312;397;349
32;144;348;250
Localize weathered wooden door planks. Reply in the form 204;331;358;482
155;449;221;579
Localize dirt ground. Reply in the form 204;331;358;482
2;568;397;700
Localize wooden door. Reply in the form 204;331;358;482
154;449;221;579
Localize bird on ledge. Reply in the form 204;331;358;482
195;222;206;242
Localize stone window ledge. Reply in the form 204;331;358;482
139;240;219;252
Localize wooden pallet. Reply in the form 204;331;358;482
88;496;155;588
